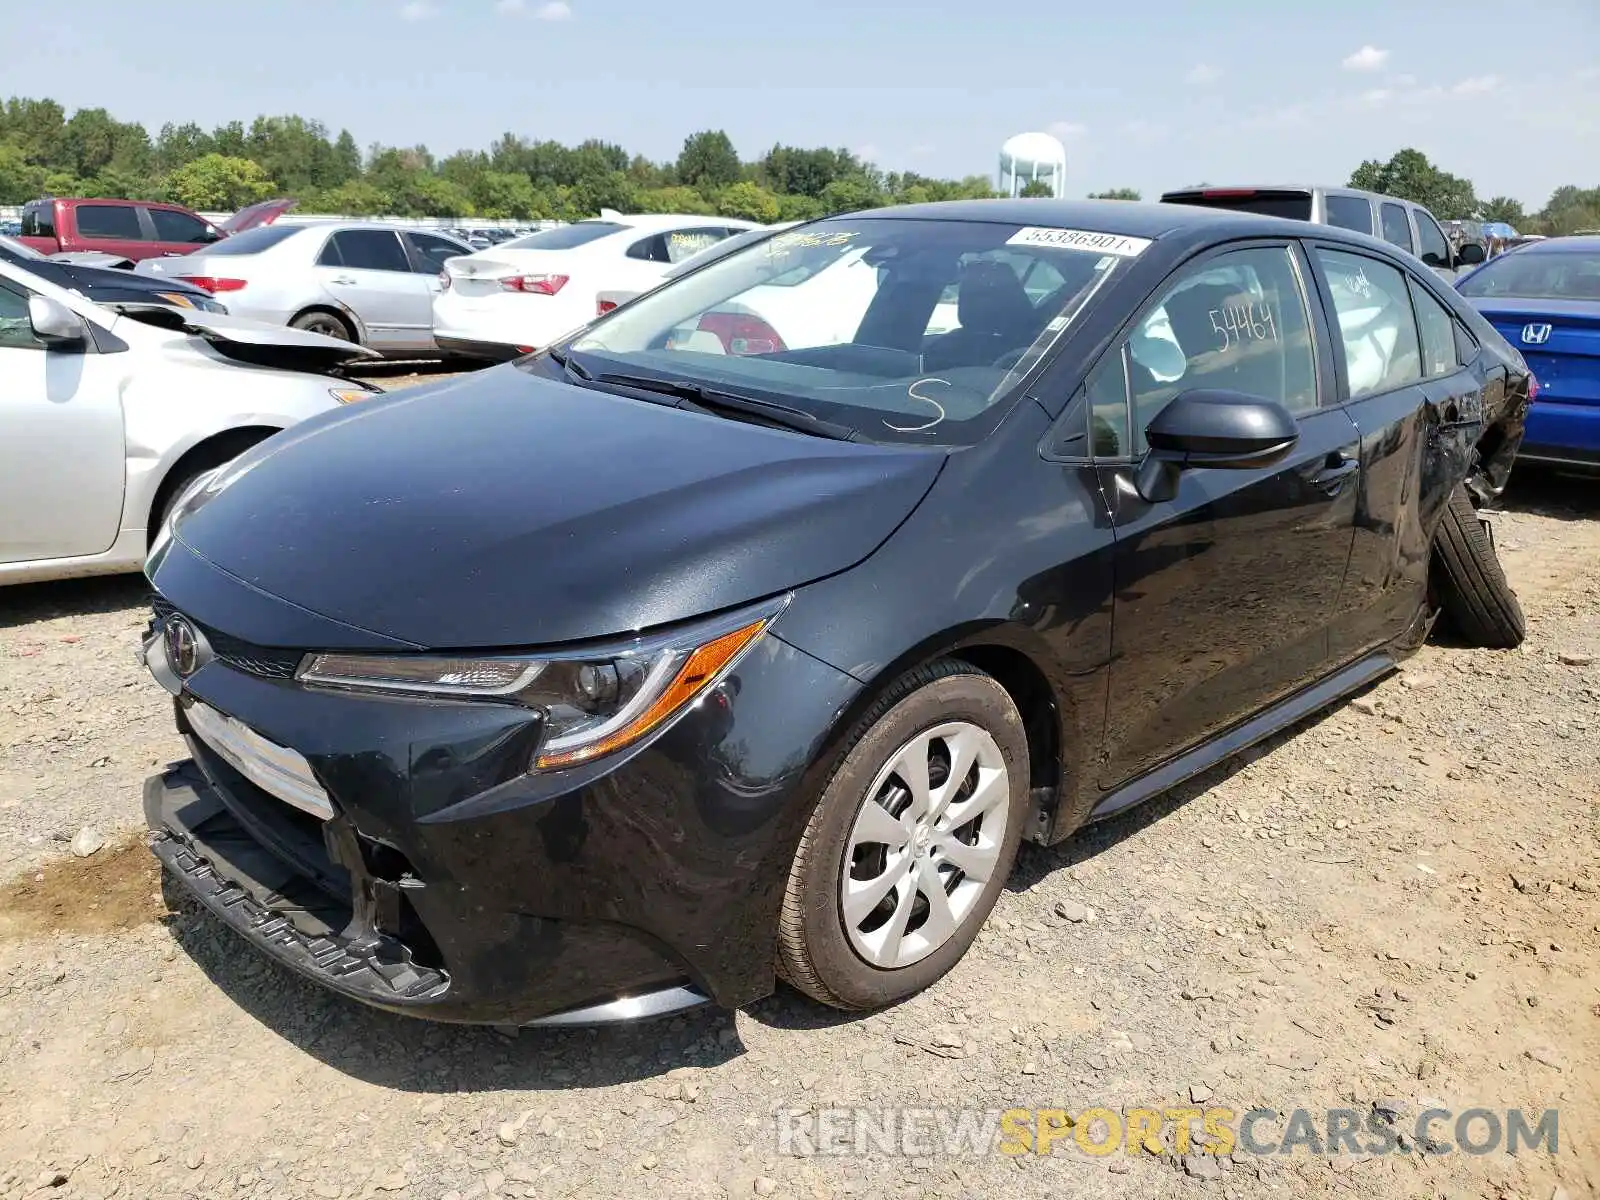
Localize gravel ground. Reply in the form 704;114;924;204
0;450;1597;1200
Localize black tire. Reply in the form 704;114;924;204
1432;483;1525;648
776;661;1030;1010
152;464;217;540
291;310;355;342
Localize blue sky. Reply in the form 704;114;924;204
3;0;1595;211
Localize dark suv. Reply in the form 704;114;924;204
1160;185;1483;280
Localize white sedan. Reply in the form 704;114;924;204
432;213;761;361
0;255;382;586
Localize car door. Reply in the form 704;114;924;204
404;232;471;350
146;206;224;260
1090;241;1363;787
1306;243;1485;659
314;229;431;352
72;203;152;262
0;277;127;564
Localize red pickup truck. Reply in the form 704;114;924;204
18;196;296;264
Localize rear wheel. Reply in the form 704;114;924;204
291;310;355;342
1432;483;1525;648
776;662;1030;1010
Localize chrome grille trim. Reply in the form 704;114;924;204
185;701;334;821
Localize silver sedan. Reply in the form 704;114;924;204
134;222;472;358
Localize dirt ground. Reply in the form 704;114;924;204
0;455;1597;1200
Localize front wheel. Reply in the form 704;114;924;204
776;662;1030;1010
291;310;355;342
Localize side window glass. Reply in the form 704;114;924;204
76;204;145;240
21;203;55;238
1453;322;1477;364
627;234;669;263
1125;245;1319;453
408;233;466;273
1410;279;1458;378
0;282;43;350
1379;203;1413;252
149;209;213;244
1314;247;1423;397
1324;195;1373;234
328;230;410;272
1415;213;1451;268
665;228;728;264
1088;347;1130;457
317;236;344;267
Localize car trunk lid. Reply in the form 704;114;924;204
1469;298;1600;406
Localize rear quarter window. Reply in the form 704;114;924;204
21;202;56;238
203;224;303;256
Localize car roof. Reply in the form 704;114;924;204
587;213;753;231
1509;234;1600;254
840;197;1318;241
1159;183;1411;204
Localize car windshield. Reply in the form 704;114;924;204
1458;249;1600;301
200;224;303;256
502;221;625;251
562;217;1146;446
0;234;45;262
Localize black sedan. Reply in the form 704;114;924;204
0;234;224;312
140;200;1530;1026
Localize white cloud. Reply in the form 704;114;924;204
854;143;880;162
535;0;571;18
399;0;435;18
1451;74;1501;96
1184;64;1222;85
1341;45;1389;72
1048;121;1089;141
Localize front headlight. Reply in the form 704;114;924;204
295;597;787;770
329;386;379;405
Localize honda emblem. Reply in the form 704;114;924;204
1521;323;1553;345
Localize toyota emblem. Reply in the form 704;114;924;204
165;617;201;678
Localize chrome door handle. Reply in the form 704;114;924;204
331;276;357;285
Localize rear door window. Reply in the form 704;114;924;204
0;279;44;349
1379;203;1414;253
407;232;469;273
320;229;410;272
1323;195;1373;235
148;208;216;244
1314;247;1423;397
75;204;145;240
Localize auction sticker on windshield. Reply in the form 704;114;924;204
1006;227;1152;257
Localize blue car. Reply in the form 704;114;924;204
1457;236;1600;472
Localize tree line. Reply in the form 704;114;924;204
1;97;1593;234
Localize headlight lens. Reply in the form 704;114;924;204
294;598;786;770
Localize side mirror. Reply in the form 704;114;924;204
28;295;87;348
1456;242;1486;266
1135;389;1300;502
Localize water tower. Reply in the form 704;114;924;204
998;132;1067;198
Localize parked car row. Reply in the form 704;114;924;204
0;252;379;586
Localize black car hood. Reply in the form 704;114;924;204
171;367;945;649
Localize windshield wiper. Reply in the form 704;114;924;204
589;371;858;441
545;346;592;380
